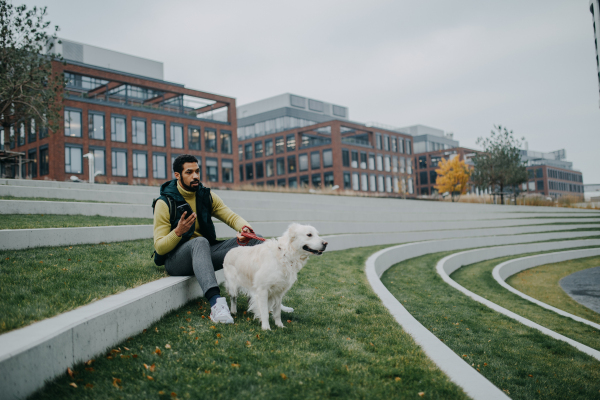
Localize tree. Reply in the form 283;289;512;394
435;156;471;202
471;125;527;205
0;1;64;142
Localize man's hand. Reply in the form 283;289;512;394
236;226;251;244
174;211;196;237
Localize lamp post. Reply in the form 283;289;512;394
83;153;95;184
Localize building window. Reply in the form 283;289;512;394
344;172;352;189
391;137;397;152
288;155;296;173
276;157;285;175
420;171;428;185
368;154;375;170
245;143;253;160
376;155;383;171
170;124;184;149
278;178;286;187
89;147;105;176
323;149;333;168
255;161;264;179
255;141;263;158
299;154;308;171
189;127;201;150
206;158;218;182
205;128;217;152
246;163;254;180
221;130;232;154
64;109;82;137
360;152;367;169
352;172;359;190
384;156;391;172
385;176;392;193
111;116;126;142
537;180;544;191
65;145;83;174
383;135;390;151
265;139;273;156
300;175;309;188
430;170;437;185
27;148;37;178
39;146;49;175
152;153;167;179
133;152;147;178
535;168;543;178
112;149;127;177
376;133;382;150
310;151;320;169
266;159;274;177
324;172;334;187
398;139;405;154
28;118;36;143
151;121;165;147
286;134;296;151
361;173;368;191
222;159;233;183
377;175;384;192
392;156;398;173
238;145;243;161
239;164;244;181
342;149;350;167
132;119;147;145
418;156;427;169
17;122;25;146
406;139;412;155
312;173;322;188
288;177;297;188
275;136;284;154
88;112;105;140
368;175;376;192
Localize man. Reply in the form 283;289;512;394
153;154;291;324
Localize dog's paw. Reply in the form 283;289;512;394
261;324;271;331
275;321;285;328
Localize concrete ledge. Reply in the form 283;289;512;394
436;242;600;362
492;249;600;330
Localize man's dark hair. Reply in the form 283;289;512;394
173;154;199;175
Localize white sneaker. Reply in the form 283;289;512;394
210;297;234;324
281;304;294;313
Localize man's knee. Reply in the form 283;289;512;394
190;237;210;251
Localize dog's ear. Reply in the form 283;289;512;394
287;223;301;240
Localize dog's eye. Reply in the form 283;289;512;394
307;233;312;237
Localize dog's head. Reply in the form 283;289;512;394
281;223;327;256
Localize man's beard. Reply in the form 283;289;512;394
179;178;200;192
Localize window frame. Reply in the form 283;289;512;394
64;143;84;174
132;151;148;178
88;111;105;141
64;108;83;138
170;123;184;149
152;152;168;180
131;118;147;145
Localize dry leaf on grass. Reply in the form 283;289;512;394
147;376;154;380
67;368;74;378
69;382;77;388
231;363;240;368
154;347;162;355
257;371;262;377
123;347;130;351
186;318;191;322
418;392;425;397
245;341;251;347
165;344;171;349
112;377;122;389
85;383;93;388
395;377;401;381
150;363;156;372
280;373;287;380
85;367;94;372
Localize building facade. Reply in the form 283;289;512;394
413;147;478;196
519;149;584;198
0;39;238;187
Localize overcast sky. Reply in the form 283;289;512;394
22;0;600;183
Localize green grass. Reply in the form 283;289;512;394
0;239;165;334
382;251;600;400
30;245;469;400
507;256;600;325
0;214;153;230
0;195;120;203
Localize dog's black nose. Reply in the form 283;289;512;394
322;241;328;249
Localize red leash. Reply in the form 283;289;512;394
237;225;266;246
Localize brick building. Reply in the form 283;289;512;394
413;147;478;196
0;39;237;187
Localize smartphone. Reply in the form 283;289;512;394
176;203;194;218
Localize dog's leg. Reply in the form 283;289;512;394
256;290;271;330
230;292;237;315
272;295;284;328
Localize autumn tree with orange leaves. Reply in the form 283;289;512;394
435;156;471;202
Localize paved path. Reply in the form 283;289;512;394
560;266;600;314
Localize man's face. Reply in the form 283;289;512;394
175;162;200;192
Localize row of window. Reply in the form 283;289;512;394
417;154;452;169
1;146;50;179
63;108;232;153
347;172;414;194
548;180;584;193
240;150;336;181
547;168;583;183
237;117;320;141
342;149;413;174
0;120;49;150
63;144;234;183
374;132;412;154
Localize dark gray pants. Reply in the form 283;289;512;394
164;236;263;298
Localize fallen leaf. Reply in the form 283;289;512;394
210;326;216;329
110;349;120;354
216;333;222;338
187;311;192;314
201;315;205;319
186;318;191;322
287;320;292;323
231;363;240;368
171;393;177;397
215;340;219;345
123;347;130;351
85;383;93;388
395;377;401;381
257;371;262;377
85;367;94;372
165;344;171;349
112;377;122;389
245;341;251;347
204;370;211;374
154;347;162;355
132;354;138;358
120;355;130;359
281;373;287;380
69;382;77;388
147;375;154;380
528;374;533;377
144;363;149;370
150;364;156;372
418;392;425;397
484;363;488;366
243;311;247;315
159;391;165;395
67;367;74;378
155;327;159;333
195;337;199;340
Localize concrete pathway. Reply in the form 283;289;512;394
560;266;600;314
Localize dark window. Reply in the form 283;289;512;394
277;178;286;187
286;134;296;151
535;168;543;178
288;155;296;173
324;172;334;187
170;124;184;149
27;148;37;178
64;109;82;137
206;158;218;182
132;119;147;145
39;146;49;175
288;177;297;188
245;143;253;160
537;180;544;191
312;173;322;188
418;156;427;169
132;152;147;178
275;136;284;154
255;141;263;158
205;128;217;152
88;112;105;140
528;169;534;179
430;170;437;185
406;139;412;155
360;152;367;169
28;118;37;143
310;151;320;169
222;159;233;183
265;139;273;156
276;157;285;175
376;133;382;150
220;130;232;154
111;115;126;142
342;149;350;167
189;127;201;150
420;187;429;195
300;175;309;187
343;172;351;189
383;135;390;151
419;171;428;185
255;161;264;179
323;149;333;168
239;164;244;181
246;163;254;180
112;149;128;177
238;145;243;161
266;159;274;177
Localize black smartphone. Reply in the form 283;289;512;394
176;203;194;217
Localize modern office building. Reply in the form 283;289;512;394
519;149;584;198
235;94;416;196
0;39;238;187
591;0;600;107
413;147;478;196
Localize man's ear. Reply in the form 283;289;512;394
174;172;180;180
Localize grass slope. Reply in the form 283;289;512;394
0;214;153;230
507;256;600;324
30;245;469;400
0;195;116;203
382;251;600;400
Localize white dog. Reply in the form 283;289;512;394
223;223;327;330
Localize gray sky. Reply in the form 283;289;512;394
23;0;600;183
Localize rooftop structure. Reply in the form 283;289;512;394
519;148;573;170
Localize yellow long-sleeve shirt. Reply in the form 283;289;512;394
153;182;250;255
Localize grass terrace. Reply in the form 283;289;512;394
0;214;153;230
0;195;122;203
